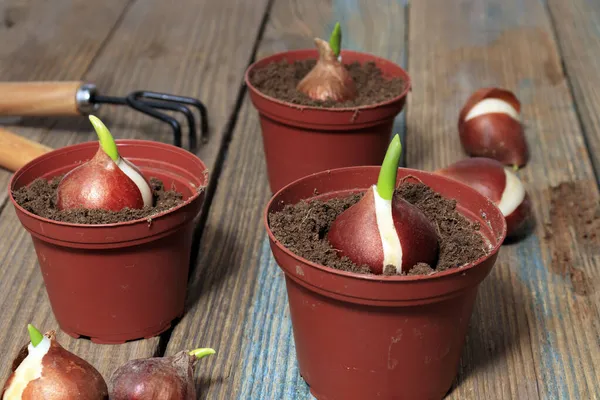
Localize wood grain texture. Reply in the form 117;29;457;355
165;0;406;398
0;0;271;388
0;0;152;386
407;0;600;399
0;0;130;203
0;81;83;117
546;0;600;181
80;0;270;172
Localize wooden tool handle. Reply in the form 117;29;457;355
0;127;52;172
0;81;84;116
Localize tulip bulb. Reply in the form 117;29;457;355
436;157;533;239
2;324;108;400
56;115;153;212
327;135;439;274
108;347;216;400
458;87;529;168
296;22;357;102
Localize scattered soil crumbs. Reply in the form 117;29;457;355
269;182;490;276
544;181;600;296
248;59;406;108
12;176;184;224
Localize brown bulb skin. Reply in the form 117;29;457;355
458;87;529;167
296;38;357;102
2;331;108;400
327;188;439;274
108;351;198;400
56;147;146;212
436;158;505;204
436;157;533;240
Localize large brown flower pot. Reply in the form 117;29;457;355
9;140;208;344
264;166;507;400
245;49;411;193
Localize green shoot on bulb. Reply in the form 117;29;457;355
189;348;216;359
89;115;120;162
329;22;342;58
28;324;43;347
376;134;402;201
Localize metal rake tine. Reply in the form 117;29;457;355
129;91;209;145
125;94;183;148
139;99;198;150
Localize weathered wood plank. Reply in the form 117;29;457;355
165;0;407;398
0;0;271;386
0;0;143;385
407;0;600;399
546;0;600;181
0;0;132;203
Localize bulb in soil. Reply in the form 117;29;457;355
458;87;529;168
55;115;153;212
108;347;216;400
1;324;108;400
296;22;357;102
436;157;533;239
327;135;439;274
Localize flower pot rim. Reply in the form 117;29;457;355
264;165;507;283
245;48;412;112
8;139;208;229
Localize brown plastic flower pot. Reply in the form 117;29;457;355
264;166;507;400
245;49;411;193
8;140;208;344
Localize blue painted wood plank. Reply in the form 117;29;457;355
168;0;598;399
407;0;600;399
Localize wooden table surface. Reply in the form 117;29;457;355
0;0;599;399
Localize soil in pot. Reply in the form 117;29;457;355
248;59;407;108
268;179;490;277
12;176;185;225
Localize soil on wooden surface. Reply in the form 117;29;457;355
268;181;490;276
248;59;406;108
13;176;184;224
544;181;600;296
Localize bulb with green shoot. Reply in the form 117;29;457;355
108;347;216;399
296;22;357;102
327;135;440;274
2;324;108;399
56;115;153;212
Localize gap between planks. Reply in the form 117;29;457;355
153;0;276;358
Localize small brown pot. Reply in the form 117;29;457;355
245;49;411;193
9;140;208;344
264;166;507;400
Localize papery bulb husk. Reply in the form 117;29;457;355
458;87;529;167
459;115;529;167
436;158;507;204
108;350;197;400
56;147;146;211
505;192;533;239
2;331;108;400
327;188;439;274
296;38;357;102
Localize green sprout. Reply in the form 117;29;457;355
189;348;216;359
376;134;402;201
28;324;43;347
329;22;342;58
89;115;119;162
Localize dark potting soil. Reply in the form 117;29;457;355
12;176;184;224
248;59;406;108
268;181;490;276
